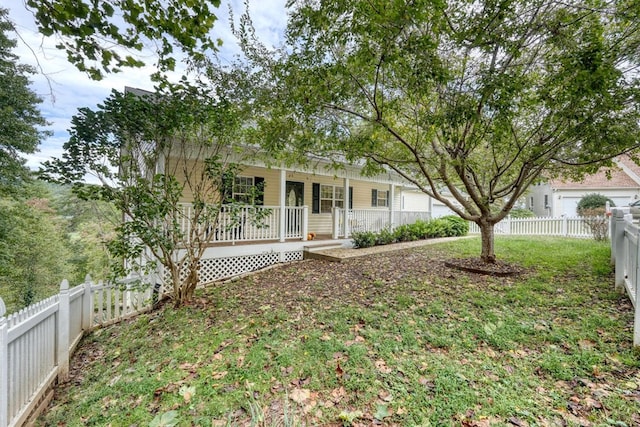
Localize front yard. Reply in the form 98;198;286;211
39;237;640;426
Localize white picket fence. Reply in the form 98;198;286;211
0;275;156;427
610;208;640;346
469;215;594;238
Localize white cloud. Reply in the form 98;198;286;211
6;0;287;173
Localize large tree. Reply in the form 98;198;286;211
0;8;49;196
241;0;640;263
23;0;221;80
41;80;253;306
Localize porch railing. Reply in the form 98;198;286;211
333;209;432;237
177;204;307;244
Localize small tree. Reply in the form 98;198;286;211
577;193;614;241
42;81;252;306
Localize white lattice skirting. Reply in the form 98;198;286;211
163;250;304;286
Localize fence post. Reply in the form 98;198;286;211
58;280;70;382
0;298;8;427
82;275;92;330
635;255;640;346
562;215;568;237
610;209;617;264
301;206;309;241
614;211;626;291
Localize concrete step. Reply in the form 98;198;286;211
302;242;348;261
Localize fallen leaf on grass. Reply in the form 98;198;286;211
339;410;364;423
178;385;196;403
508;416;528;427
578;339;596;350
149;410;179;427
583;397;603;410
374;404;390;421
290;388;311;404
330;386;346;403
375;359;392;374
212;371;227;380
378;389;393;402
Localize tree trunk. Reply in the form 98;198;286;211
478;220;496;263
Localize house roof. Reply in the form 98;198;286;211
550;155;640;190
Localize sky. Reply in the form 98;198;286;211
6;0;288;171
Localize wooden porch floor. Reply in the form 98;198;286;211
201;234;336;248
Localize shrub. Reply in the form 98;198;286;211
577;193;615;216
439;215;469;236
580;208;609;241
394;224;421;242
376;228;396;245
510;207;536;218
351;231;377;248
423;218;448;238
352;216;468;249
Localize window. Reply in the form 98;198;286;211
231;176;264;204
372;189;389;207
544;195;549;208
530;196;534;208
320;184;344;213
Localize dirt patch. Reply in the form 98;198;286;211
444;257;527;277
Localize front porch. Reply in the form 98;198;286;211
177;203;432;245
173;204;431;286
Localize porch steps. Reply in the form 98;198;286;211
303;242;348;261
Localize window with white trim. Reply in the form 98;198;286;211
233;176;255;204
372;189;389;207
320;184;344;213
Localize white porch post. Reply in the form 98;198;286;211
389;183;395;228
343;178;350;238
279;169;286;242
302;206;309;241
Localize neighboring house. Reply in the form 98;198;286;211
529;156;640;217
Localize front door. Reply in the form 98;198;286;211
285;181;304;234
285;181;304;206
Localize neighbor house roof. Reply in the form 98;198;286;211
550;155;640;190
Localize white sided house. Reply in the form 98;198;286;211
529;156;640;217
167;153;432;285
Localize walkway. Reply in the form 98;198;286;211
307;235;477;262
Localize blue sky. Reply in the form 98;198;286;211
7;1;287;171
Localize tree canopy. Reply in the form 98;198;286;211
241;0;640;262
0;8;49;196
24;0;221;80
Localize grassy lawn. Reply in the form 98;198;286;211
38;237;640;426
